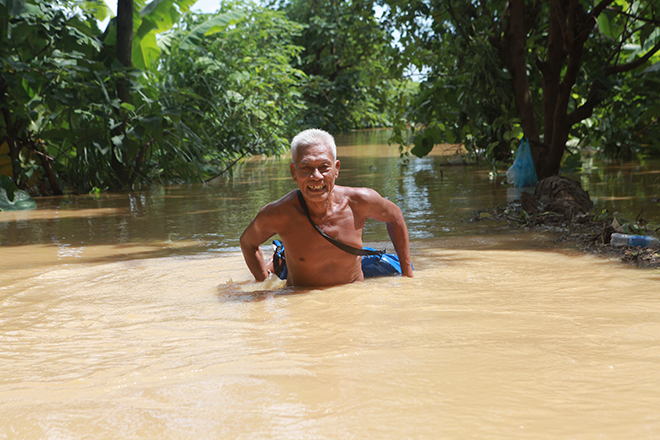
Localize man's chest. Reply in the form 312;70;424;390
307;204;365;244
279;205;364;256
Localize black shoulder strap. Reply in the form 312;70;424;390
296;190;383;256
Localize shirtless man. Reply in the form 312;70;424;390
240;128;413;287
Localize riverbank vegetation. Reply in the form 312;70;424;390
475;175;660;268
1;0;659;196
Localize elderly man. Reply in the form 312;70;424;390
240;128;413;287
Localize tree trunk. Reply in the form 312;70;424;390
499;0;615;179
536;0;568;178
34;141;63;195
500;0;541;148
116;0;133;69
116;0;133;104
112;0;133;184
0;78;22;183
535;0;609;179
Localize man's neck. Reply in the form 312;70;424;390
302;186;343;219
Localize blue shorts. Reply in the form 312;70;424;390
360;248;403;278
272;241;403;280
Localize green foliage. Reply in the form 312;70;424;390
384;0;521;164
383;0;660;169
1;0;106;190
149;3;306;182
275;0;399;132
574;63;660;159
1;0;307;193
0;175;36;210
565;1;660;160
6;0;657;196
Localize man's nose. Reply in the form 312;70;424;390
311;168;323;178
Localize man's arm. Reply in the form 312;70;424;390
385;213;413;277
240;206;279;282
359;189;413;277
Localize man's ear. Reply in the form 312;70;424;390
290;162;297;181
335;160;340;178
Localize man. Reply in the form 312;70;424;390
240;128;413;287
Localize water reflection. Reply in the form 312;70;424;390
0;132;659;264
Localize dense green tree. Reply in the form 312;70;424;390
0;0;305;193
152;2;307;182
274;0;400;132
0;0;107;194
384;0;660;177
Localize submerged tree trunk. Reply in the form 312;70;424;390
538;0;603;178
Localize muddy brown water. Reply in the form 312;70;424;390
1;132;659;438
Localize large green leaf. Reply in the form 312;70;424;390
0;176;36;211
133;31;160;70
597;11;613;39
79;0;112;22
5;0;41;17
137;0;196;37
141;0;197;19
132;0;212;71
179;11;245;50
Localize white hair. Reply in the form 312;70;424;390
290;128;337;161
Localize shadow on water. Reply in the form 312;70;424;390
216;277;307;302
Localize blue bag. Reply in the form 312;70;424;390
506;137;538;188
361;250;403;278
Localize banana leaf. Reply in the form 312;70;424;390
0;176;37;211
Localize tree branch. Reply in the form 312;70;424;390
633;118;658;140
524;0;542;34
567;79;605;126
565;29;655;127
604;5;660;27
446;0;473;45
604;40;660;75
590;0;615;20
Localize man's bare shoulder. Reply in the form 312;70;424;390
336;185;386;208
338;185;401;222
336;185;380;200
259;190;299;212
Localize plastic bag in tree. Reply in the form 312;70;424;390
506;137;538;188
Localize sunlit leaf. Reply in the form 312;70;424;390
132;32;160;71
180;11;245;50
597;12;613;39
79;0;111;22
6;0;41;17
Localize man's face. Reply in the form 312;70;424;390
290;143;340;202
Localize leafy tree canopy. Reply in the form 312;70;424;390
0;0;306;193
273;0;403;132
382;0;660;177
2;0;660;196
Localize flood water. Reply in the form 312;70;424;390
1;132;660;438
